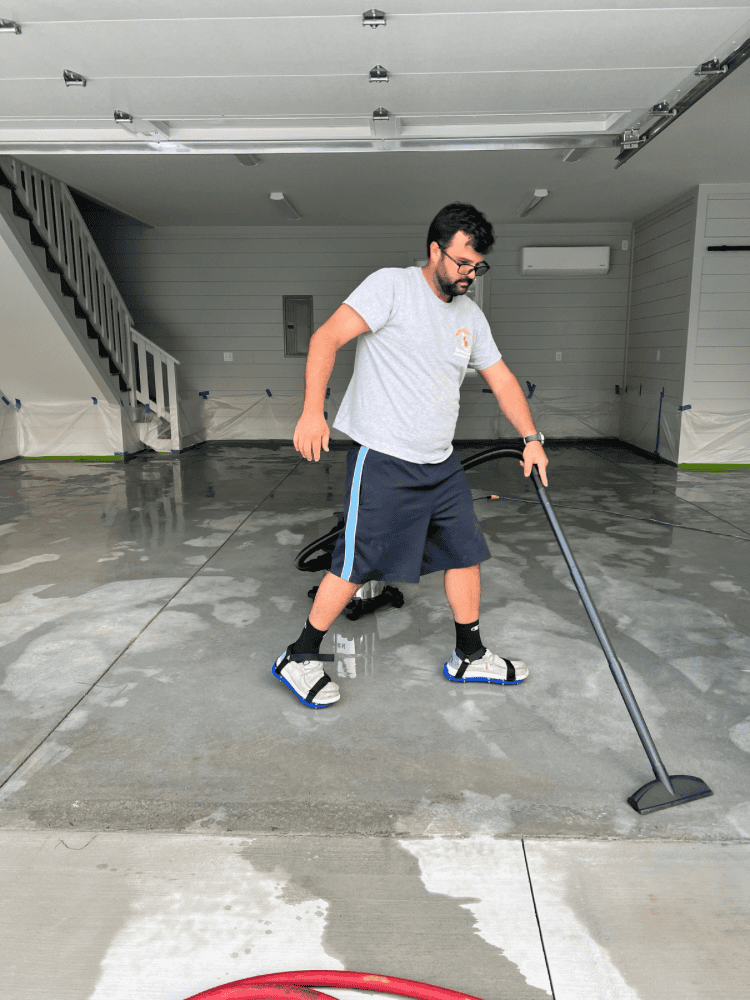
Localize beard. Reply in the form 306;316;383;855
436;269;473;300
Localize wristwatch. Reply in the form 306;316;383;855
523;432;545;445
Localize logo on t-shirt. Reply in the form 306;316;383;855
454;328;473;360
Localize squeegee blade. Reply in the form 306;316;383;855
627;775;713;814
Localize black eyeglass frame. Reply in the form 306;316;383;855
439;247;490;277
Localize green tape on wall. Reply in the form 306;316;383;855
23;455;125;463
678;463;750;471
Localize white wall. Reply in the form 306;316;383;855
112;222;631;439
619;190;698;463
679;184;750;465
483;222;630;438
0;232;105;404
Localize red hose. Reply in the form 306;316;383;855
183;984;339;1000
184;971;485;1000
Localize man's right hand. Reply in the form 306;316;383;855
293;411;330;461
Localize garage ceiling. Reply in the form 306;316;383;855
2;1;749;225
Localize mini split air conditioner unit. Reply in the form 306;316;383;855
521;246;610;275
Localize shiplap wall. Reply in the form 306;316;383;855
486;223;631;397
116;227;425;396
679;185;750;463
619;190;699;463
101;221;632;438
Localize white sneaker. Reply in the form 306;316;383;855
272;647;340;707
443;647;529;685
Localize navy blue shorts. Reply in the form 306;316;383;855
329;444;492;585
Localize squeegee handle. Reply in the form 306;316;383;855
528;466;674;795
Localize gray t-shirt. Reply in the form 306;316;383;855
332;266;502;464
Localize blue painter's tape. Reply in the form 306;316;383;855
324;411;328;419
1;396;9;406
482;388;493;394
15;399;21;409
144;403;151;413
679;404;692;411
198;390;209;399
615;385;620;395
92;397;98;405
171;449;180;454
326;388;330;398
266;389;272;397
526;381;536;399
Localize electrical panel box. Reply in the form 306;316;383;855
521;246;610;275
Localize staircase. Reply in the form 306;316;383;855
0;155;182;454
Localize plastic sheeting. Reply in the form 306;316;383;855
200;393;323;441
189;387;621;446
618;391;680;465
16;399;143;458
177;396;210;451
458;386;620;440
679;407;750;465
0;393;18;461
522;387;620;439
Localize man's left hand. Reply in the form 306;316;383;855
522;441;549;486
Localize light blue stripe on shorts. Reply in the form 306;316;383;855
342;445;369;581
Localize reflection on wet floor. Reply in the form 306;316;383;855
0;441;749;841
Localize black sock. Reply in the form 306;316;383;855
291;618;328;655
455;619;485;658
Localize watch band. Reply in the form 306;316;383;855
523;432;545;445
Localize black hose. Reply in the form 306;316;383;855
295;443;748;571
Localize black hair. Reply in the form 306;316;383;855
426;202;494;257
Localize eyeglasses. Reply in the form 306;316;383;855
440;248;490;277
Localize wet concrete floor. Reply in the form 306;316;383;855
1;441;749;998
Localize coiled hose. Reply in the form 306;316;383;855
184;970;485;1000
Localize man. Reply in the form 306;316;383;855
272;203;549;708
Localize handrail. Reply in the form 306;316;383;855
130;328;181;449
0;154;133;386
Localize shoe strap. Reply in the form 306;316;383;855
454;647;485;679
454;657;470;679
306;673;334;703
288;652;334;663
454;652;515;681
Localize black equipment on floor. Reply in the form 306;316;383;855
294;444;713;814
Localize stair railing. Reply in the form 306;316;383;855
1;155;182;452
131;329;181;451
0;155;132;388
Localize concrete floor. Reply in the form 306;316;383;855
1;441;749;999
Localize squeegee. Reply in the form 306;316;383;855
464;447;713;814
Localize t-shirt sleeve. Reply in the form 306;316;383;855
470;310;502;368
343;268;397;333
